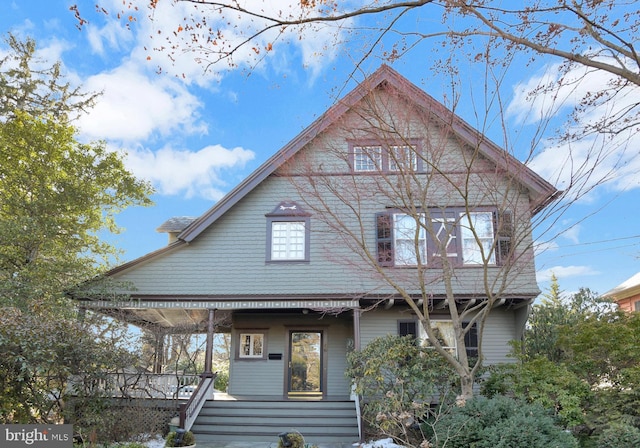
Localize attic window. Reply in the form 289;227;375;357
266;201;311;263
350;140;424;173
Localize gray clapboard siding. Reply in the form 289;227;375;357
111;97;541;299
228;313;352;397
359;307;519;366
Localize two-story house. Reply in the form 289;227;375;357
76;65;558;444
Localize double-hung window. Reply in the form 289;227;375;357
394;214;426;266
266;201;311;262
420;320;457;356
460;212;495;265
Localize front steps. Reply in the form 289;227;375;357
190;399;360;445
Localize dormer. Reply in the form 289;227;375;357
156;216;197;244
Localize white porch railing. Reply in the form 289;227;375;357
75;372;202;399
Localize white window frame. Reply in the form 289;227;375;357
460;212;496;265
353;145;382;172
393;213;426;266
388;145;418;172
238;332;265;359
420;320;458;357
271;221;306;261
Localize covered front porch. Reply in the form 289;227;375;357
78;296;363;441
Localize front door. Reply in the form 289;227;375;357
288;330;323;398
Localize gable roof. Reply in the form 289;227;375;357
178;64;559;244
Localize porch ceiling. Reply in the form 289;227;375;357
96;308;232;333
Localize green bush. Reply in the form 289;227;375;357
346;335;458;446
429;395;578;448
165;430;195;447
597;423;640;448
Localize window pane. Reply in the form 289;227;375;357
272;221;305;260
240;333;264;358
389;145;417;171
420;321;457;356
252;335;263;356
241;334;251;356
353;146;382;171
460;212;495;265
394;214;426;266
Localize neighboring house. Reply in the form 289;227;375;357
75;65;558;443
604;272;640;312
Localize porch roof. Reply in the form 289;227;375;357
78;296;360;332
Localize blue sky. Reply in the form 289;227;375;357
2;0;639;299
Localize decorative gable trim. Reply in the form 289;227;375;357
265;201;311;217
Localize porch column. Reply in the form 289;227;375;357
153;332;165;374
353;307;361;351
203;308;216;377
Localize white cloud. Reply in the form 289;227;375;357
509;57;640;200
77;62;205;141
91;0;347;84
124;144;255;200
536;265;599;283
86;18;133;56
561;223;580;245
533;240;559;256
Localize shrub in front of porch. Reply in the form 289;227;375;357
165;430;195;447
346;335;458;448
426;395;578;447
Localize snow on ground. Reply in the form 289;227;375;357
142;434;165;448
140;434;400;448
360;438;405;448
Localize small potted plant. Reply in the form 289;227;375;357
165;429;196;448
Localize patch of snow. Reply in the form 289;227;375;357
360;438;405;448
143;434;165;448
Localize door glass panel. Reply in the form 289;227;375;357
289;331;322;393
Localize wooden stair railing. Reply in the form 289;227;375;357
179;372;216;431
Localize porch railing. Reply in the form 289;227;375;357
180;373;216;431
74;372;202;399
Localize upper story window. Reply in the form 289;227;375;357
376;208;512;268
460;212;496;265
353;145;382;171
389;145;418;171
394;214;427;266
266;201;311;262
350;140;423;173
